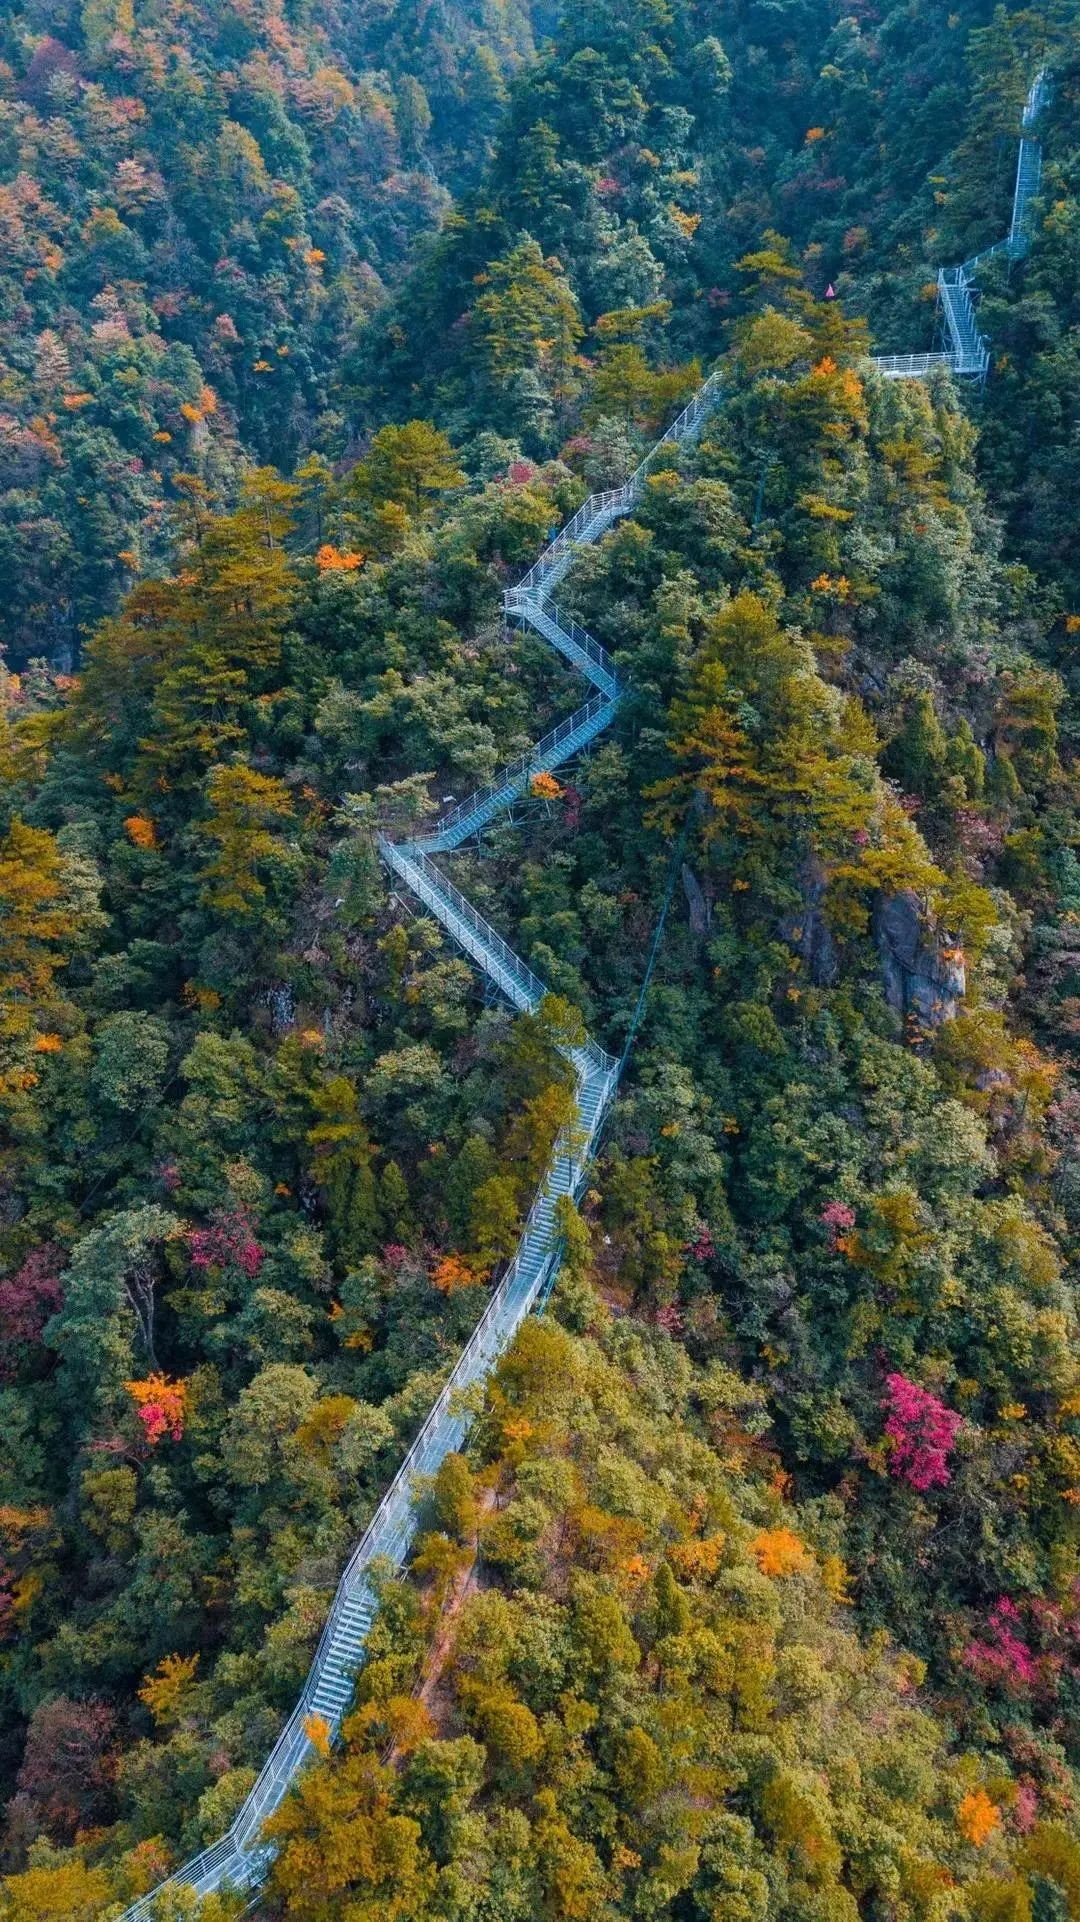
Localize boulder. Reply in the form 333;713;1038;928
681;861;711;934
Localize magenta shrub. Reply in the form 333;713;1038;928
188;1211;264;1278
882;1372;961;1490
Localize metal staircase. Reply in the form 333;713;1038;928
872;69;1049;381
115;67;1052;1908
412;695;619;853
504;593;620;695
122;371;723;1918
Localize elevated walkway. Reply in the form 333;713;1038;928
121;66;1052;1907
122;369;722;1916
412;694;620;853
871;69;1048;380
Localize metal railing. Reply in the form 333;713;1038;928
1009;136;1043;249
962;235;1013;275
513;367;724;594
1023;68;1052;129
123;370;717;1916
122;1047;617;1915
382;840;616;1077
118;65;1053;1900
513;488;628;596
415;694;619;849
871;68;1048;381
380;838;547;1013
506;593;620;695
937;269;990;375
871;351;957;379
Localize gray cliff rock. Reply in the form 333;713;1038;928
874;890;965;1030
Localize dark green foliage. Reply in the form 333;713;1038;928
2;0;1080;1911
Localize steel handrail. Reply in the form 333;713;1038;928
118;65;1051;1904
123;366;722;1915
871;69;1048;381
380;840;548;1006
121;1049;616;1913
504;592;617;682
416;694;618;845
512;368;724;593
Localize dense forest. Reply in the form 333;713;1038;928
1;0;1080;1916
0;0;541;666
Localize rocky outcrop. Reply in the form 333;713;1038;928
874;890;965;1030
780;855;839;986
681;862;711;935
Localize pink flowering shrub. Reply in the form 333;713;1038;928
126;1374;187;1445
136;1397;184;1445
685;1226;715;1263
188;1210;264;1278
654;1303;684;1336
1013;1784;1039;1833
964;1597;1038;1691
0;1246;64;1380
882;1372;961;1490
820;1200;856;1249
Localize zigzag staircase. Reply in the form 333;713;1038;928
872;69;1049;380
121;66;1051;1912
122;377;723;1917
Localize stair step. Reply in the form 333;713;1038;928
123;367;737;1920
314;1677;353;1705
315;1685;353;1712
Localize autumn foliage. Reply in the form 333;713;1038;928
125;1374;188;1445
882;1373;962;1491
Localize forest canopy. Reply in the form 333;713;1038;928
0;0;1078;1917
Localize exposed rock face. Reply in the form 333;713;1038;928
780;855;838;986
874;891;965;1029
681;862;711;934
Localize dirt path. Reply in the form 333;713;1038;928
416;1485;498;1725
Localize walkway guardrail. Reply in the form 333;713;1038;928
513;368;724;594
937;268;990;375
121;1049;615;1916
505;593;620;697
873;351;957;380
871;69;1048;380
380;839;548;1013
120;67;1050;1910
415;694;619;850
121;342;718;1918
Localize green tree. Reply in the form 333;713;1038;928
470;238;582;391
348;422;465;522
45;1205;181;1411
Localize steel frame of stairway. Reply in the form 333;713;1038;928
121;377;724;1920
871;69;1049;381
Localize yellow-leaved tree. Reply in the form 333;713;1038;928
197;763;296;918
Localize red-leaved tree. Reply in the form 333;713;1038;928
0;1245;64;1381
